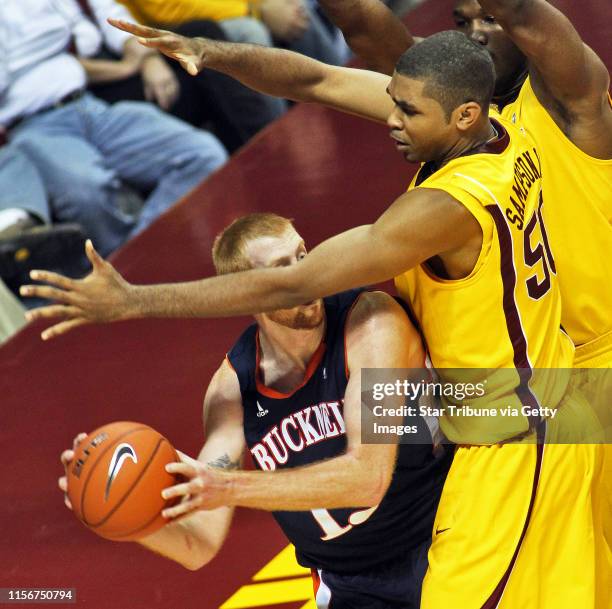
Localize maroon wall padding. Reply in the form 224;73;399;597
0;1;609;607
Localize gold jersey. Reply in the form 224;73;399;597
395;116;575;444
498;78;612;348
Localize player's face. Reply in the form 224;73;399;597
245;228;324;330
453;0;527;97
386;74;456;163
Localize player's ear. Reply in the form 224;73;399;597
454;101;482;132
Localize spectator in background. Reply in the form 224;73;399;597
0;0;227;260
0;145;86;296
83;0;286;153
120;0;350;66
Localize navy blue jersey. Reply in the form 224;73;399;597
227;289;452;574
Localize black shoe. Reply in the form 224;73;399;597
0;223;87;287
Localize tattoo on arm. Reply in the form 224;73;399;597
206;453;241;470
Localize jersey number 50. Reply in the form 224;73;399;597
524;193;556;300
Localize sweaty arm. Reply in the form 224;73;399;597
162;291;424;517
108;19;392;122
22;186;480;339
479;0;611;145
318;0;415;75
137;360;245;570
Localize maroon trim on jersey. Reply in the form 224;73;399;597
414;119;510;187
484;119;510;155
480;424;546;609
254;330;327;399
486;204;541;426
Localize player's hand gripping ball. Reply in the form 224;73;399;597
66;421;179;541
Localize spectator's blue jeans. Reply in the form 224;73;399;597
10;94;227;255
0;145;50;223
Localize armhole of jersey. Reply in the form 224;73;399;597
343;291;369;380
224;353;237;374
418;182;495;284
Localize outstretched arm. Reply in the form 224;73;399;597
318;0;415;75
108;19;392;123
22;187;480;339
479;0;611;140
161;291;423;517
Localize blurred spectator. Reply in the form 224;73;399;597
82;1;286;153
119;0;351;66
0;277;26;345
0;0;228;260
0;144;86;294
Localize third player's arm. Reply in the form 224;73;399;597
318;0;415;75
163;291;423;515
478;0;610;113
108;19;392;122
137;360;245;570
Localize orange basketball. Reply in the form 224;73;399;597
66;421;179;541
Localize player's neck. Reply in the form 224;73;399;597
492;65;528;110
257;316;326;372
439;120;498;167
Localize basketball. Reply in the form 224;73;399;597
66;421;179;541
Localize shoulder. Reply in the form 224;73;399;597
345;291;423;367
206;358;242;404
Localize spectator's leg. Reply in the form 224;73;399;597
172;20;286;152
88;99;228;236
0;144;50;223
0;277;26;345
0;144;86;291
11;101;137;257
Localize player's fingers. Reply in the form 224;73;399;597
73;432;87;449
107;18;168;38
60;449;74;467
41;318;89;341
162;496;202;519
165;461;198;477
161;480;193;500
25;305;82;323
20;283;74;303
85;239;105;271
64;495;73;510
175;450;199;467
58;476;67;493
29;269;75;290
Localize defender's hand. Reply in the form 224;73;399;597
161;451;232;519
59;433;88;510
21;240;135;341
109;19;208;76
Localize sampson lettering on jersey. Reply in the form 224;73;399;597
227;289;452;574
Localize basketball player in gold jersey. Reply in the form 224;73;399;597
107;0;612;366
23;31;607;609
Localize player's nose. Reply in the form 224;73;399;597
468;26;487;46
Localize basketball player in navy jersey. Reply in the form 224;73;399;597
59;213;451;609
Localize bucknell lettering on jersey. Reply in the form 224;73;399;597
251;401;346;470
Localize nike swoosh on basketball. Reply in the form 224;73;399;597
105;443;138;501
